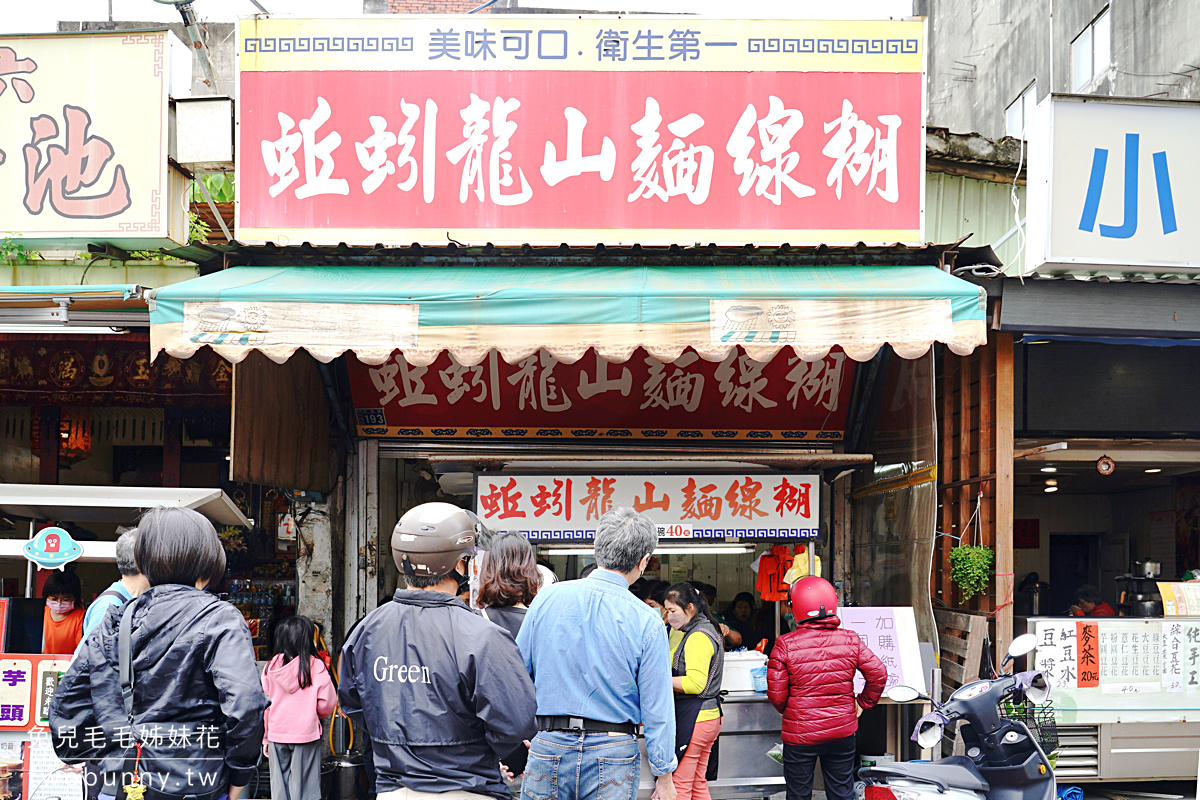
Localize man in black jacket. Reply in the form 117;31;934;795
340;502;537;800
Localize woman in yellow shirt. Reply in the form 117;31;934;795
663;582;725;800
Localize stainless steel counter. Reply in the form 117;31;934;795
638;692;785;800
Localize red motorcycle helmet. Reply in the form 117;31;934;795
789;576;838;622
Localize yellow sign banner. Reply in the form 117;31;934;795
241;17;923;74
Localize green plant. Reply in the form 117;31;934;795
191;173;235;204
188;209;212;243
949;545;994;601
1;233;41;264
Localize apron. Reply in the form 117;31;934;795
671;628;722;776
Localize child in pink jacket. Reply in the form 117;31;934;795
261;615;338;800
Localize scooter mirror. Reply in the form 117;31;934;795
886;685;922;703
1008;633;1038;659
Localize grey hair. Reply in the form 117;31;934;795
115;529;140;577
594;507;657;574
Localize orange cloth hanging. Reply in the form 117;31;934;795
756;545;795;601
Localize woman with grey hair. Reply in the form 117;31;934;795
79;528;149;644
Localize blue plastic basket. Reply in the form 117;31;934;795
751;666;768;693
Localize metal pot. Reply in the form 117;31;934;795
1130;600;1163;617
1140;560;1162;578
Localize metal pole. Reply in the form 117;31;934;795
25;520;35;599
177;2;222;95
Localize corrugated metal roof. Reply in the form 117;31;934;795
925;172;1025;274
161;239;1000;270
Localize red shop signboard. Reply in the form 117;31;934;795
348;347;854;442
238;17;924;246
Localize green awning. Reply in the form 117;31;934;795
148;265;986;365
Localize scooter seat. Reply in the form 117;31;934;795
861;757;990;793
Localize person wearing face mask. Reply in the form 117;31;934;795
663;582;725;800
42;569;86;654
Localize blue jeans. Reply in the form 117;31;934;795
521;732;640;800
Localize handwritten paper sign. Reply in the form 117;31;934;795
475;473;820;540
1035;619;1168;692
839;606;925;694
1158;583;1200;616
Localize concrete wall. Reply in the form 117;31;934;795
921;0;1200;139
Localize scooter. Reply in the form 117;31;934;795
860;633;1056;800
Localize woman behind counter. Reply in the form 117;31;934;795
42;569;85;654
476;532;543;639
663;581;725;800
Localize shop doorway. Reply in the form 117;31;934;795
1048;533;1100;615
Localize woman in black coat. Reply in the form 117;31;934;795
50;506;268;800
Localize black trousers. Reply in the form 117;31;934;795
783;735;857;800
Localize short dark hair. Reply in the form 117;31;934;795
135;507;227;587
477;533;540;608
579;563;598;579
1076;584;1102;604
42;569;82;606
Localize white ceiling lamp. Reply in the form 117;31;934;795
1040;467;1057;473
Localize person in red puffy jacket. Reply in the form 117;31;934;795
767;577;888;800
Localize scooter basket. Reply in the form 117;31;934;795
999;701;1058;754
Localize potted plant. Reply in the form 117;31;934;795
949;545;994;602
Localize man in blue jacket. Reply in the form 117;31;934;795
517;506;677;800
340;503;537;800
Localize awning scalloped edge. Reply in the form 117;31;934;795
151;319;986;366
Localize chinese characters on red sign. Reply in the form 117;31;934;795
348;347;854;440
474;473;820;540
240;61;922;242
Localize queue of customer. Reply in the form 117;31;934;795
45;502;878;800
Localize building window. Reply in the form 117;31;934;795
1005;82;1038;138
1071;7;1111;91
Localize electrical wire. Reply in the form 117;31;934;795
317;629;354;756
